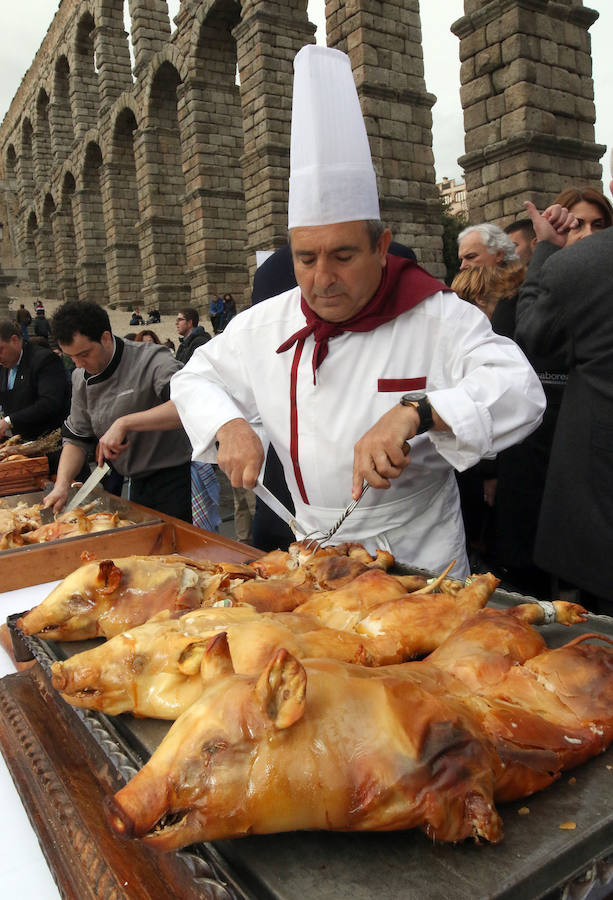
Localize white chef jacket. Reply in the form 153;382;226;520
171;287;545;576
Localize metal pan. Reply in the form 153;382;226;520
7;581;613;900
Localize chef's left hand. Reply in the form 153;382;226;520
352;405;418;498
97;418;130;466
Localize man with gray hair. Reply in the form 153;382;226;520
457;223;519;270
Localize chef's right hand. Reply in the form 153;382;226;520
216;418;265;489
43;481;70;514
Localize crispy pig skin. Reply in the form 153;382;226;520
106;648;503;849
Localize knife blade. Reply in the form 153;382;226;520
252;479;307;537
65;462;110;511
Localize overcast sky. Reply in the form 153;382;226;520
0;0;611;197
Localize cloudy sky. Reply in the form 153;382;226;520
1;0;611;197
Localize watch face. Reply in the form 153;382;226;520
401;391;426;403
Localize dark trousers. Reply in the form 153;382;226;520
130;462;192;523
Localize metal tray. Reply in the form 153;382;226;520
0;486;162;550
7;584;613;900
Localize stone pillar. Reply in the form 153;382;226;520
35;219;58;299
327;0;444;276
453;0;604;225
234;0;315;280
100;160;143;309
52;205;79;302
94;16;133;116
50;58;76;162
133;123;190;312
33;95;53;186
72;14;101;140
127;0;172;78
71;186;110;305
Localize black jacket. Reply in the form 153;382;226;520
515;234;613;599
175;325;211;364
0;342;71;440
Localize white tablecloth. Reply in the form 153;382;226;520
0;581;61;898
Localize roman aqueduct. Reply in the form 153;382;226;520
0;0;605;312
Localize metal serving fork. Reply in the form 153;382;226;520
303;480;370;550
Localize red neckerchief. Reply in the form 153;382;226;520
276;254;448;382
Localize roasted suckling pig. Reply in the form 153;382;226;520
106;604;613;851
17;555;254;640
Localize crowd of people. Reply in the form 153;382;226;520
1;44;612;619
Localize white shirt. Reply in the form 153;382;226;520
171;288;545;574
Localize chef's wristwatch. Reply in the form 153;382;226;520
400;391;434;435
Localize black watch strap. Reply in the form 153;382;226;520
400;393;434;434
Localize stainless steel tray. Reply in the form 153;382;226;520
0;486;162;554
7;587;613;900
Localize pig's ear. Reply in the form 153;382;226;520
255;648;306;730
95;559;122;595
198;632;235;681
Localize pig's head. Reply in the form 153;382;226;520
50;617;222;718
105;641;307;849
17;558;124;640
17;555;213;641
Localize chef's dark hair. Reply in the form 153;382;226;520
51;301;112;345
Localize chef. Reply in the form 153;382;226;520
171;45;545;576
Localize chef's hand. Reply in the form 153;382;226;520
352;405;418;498
97;418;130;466
0;417;11;439
216;418;265;489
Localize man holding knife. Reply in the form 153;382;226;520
44;301;192;521
170;46;545;576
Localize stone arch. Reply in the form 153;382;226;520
139;47;189;113
34;89;54;185
73;140;110;303
52;54;76;159
25;210;40;294
134;59;189;310
5;146;17;179
179;0;249;307
104;105;143;307
72;9;101;138
38;193;59;298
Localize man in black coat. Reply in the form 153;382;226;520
0;319;71;441
175;307;211;364
515;173;613;615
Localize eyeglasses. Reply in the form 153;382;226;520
176;317;186;322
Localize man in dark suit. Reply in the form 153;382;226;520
0;319;71;441
515;164;613;615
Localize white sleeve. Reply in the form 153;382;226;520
423;295;546;471
170;322;261;463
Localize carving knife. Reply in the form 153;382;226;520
252;478;307;537
65;462;110;511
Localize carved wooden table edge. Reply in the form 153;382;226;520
0;660;252;900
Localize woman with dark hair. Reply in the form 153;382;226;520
134;329;161;344
554;186;613;246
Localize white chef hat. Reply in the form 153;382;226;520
288;44;380;229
